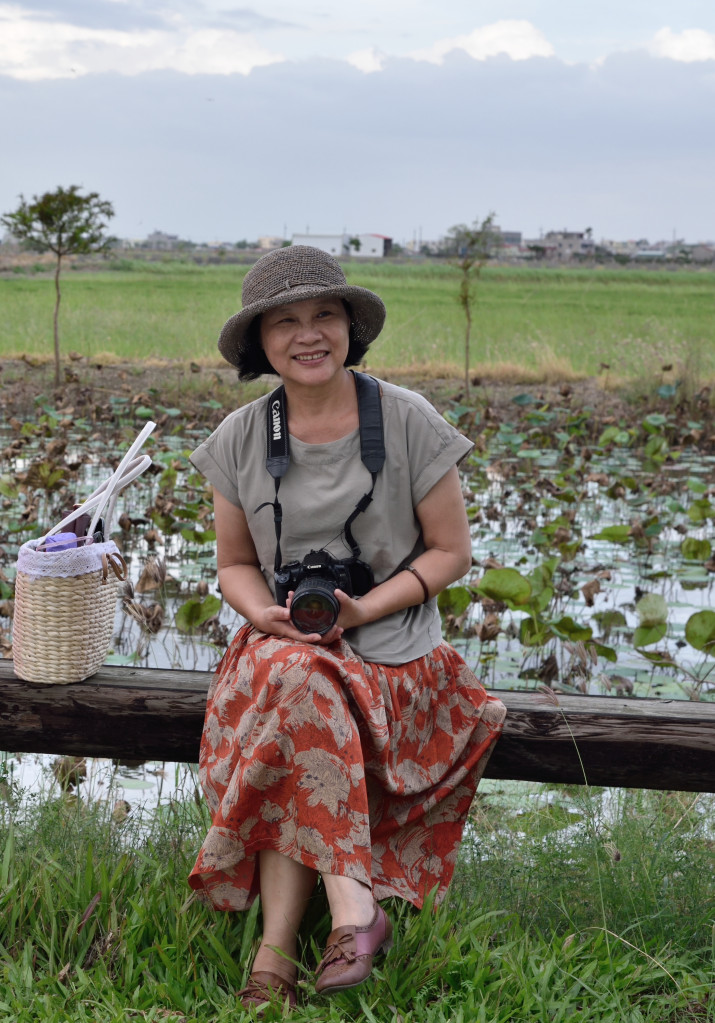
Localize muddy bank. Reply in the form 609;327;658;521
1;358;711;448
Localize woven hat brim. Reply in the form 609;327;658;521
218;283;386;369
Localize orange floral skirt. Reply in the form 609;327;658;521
188;624;506;910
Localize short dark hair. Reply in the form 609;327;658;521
235;301;369;381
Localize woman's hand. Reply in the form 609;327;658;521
334;589;370;632
246;589;367;646
251;598;341;645
257;589;367;646
267;589;367;646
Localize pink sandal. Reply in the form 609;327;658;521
315;902;393;994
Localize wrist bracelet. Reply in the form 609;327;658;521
405;564;430;604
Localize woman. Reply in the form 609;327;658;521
188;245;506;1011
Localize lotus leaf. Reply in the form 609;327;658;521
591;525;631;543
684;610;715;654
175;594;222;633
633;623;667;647
552;616;592;641
635;593;668;627
438;585;472;617
477;568;532;606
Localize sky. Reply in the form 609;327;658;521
2;0;714;245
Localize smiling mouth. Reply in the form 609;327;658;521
294;352;327;362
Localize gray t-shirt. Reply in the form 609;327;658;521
190;377;473;665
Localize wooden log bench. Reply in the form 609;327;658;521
1;660;714;792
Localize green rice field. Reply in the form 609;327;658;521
1;261;713;381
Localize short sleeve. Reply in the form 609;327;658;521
384;388;473;507
189;405;253;508
190;445;241;507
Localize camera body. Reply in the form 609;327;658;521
275;550;374;635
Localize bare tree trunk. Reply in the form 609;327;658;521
464;302;472;400
53;252;62;387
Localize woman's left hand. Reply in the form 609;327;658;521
333;589;370;632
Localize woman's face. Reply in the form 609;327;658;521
260;296;350;388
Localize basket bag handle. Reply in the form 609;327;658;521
41;421;157;543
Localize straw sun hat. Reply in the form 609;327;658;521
218;245;387;378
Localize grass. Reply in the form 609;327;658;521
1;764;713;1022
1;261;714;383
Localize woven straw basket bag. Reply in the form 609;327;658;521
13;542;128;684
12;423;155;686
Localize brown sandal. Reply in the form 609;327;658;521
236;970;297;1012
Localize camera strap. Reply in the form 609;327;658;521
258;372;385;572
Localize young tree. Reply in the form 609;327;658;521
446;212;498;399
2;186;115;386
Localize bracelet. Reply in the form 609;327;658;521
405;564;430;604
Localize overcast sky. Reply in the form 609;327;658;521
2;0;714;244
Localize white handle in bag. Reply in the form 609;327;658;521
41;421;156;542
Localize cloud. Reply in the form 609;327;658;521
9;0;169;30
346;46;385;73
212;7;300;32
0;3;284;79
1;51;713;245
650;27;715;62
408;19;554;64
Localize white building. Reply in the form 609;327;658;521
291;233;392;258
348;234;393;258
291;233;349;257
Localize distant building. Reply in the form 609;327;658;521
543;230;595;259
632;249;668;261
523;230;595;261
290;233;393;258
689;244;715;264
291;233;348;256
348;234;393;258
497;230;522;246
257;236;285;250
144;230;181;250
494;229;523;258
601;239;641;257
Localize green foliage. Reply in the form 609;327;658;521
1;185;114;386
1;186;114;258
476;567;532;607
2;264;715;387
437;585;472;617
175;594;222;633
635;594;668;628
685;610;715;654
0;780;713;1022
681;537;711;561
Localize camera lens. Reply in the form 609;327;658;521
290;576;340;635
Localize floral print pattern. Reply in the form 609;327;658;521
188;624;506;910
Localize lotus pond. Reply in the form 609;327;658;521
2;387;715;824
2;389;715;702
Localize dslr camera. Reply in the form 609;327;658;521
275;550;374;635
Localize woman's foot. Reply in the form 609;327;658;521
314;902;393;994
321;872;377;929
236;971;297;1012
251;941;297;988
238;941;298;1012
